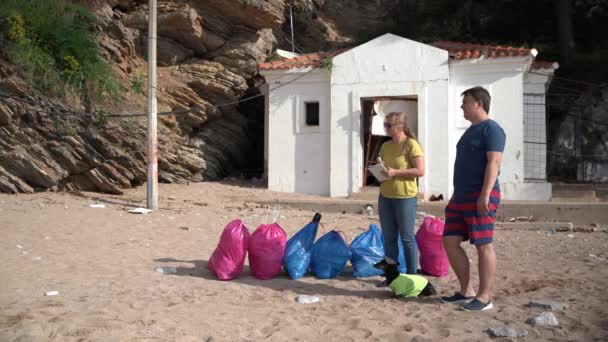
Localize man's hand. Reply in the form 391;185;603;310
477;195;490;216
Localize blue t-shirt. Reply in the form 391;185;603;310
453;119;506;197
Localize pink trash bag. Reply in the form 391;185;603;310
415;216;450;277
208;219;250;280
248;223;287;280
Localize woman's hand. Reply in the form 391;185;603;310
384;167;399;178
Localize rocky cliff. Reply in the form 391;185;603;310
0;0;404;194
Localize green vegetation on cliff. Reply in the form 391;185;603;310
0;0;121;109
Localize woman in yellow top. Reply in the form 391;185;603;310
378;112;425;276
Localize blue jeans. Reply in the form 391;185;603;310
378;195;418;274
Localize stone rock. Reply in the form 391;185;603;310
0;103;13;125
210;29;276;78
203;31;226;51
573;226;598;233
0;146;68;188
46;141;93;174
84;165;126;195
487;324;529;338
555;222;574;232
156;36;194;66
588;254;607;261
0;76;30;97
177;61;249;101
526;300;568;311
97;18;141;75
200;0;285;31
312;0;326;8
157;5;207;55
0;165;34;193
528;312;559;326
0;0;286;194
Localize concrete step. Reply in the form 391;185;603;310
552;189;597;199
254;198;608;225
551;197;599;203
552;183;598;191
597;189;608;202
348;187;426;201
551;183;598;199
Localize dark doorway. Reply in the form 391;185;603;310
236;80;265;179
361;96;419;187
362;99;390;186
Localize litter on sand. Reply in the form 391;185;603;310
154;267;177;274
89;204;106;208
295;295;320;304
45;291;59;296
129;208;153;214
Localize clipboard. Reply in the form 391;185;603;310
367;163;391;182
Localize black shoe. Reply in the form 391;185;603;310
376;279;388;288
462;298;493;311
440;292;474;304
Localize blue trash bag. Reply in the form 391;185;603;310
350;224;385;278
283;221;319;279
310;230;352;279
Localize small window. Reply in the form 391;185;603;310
305;102;320;126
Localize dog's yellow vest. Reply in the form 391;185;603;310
388;274;429;297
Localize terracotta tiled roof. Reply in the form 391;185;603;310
430;41;536;59
259;49;348;70
259;41;545;71
531;60;559;70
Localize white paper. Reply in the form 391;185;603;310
89;204;106;208
367;164;391;182
129;207;153;214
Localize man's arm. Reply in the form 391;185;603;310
477;151;502;215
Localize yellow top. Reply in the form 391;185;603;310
379;138;424;199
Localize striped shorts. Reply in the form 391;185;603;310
443;190;501;245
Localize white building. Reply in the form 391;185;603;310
259;34;557;200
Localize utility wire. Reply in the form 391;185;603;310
0;68;316;119
283;36;304;54
528;70;601;87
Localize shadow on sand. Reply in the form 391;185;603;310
153;257;439;305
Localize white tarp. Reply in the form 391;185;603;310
371;100;418;136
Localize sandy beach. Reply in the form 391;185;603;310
1;181;607;341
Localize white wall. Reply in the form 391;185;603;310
330;34;449;198
263;69;331;195
448;58;532;199
517;69;554;200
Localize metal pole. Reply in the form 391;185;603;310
147;0;158;210
289;3;295;53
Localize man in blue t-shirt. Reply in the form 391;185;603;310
440;86;506;311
